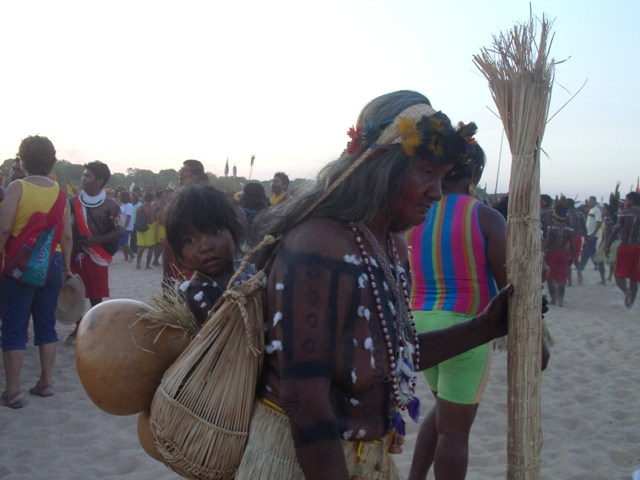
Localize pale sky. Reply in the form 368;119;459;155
2;0;638;203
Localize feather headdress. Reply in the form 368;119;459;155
609;181;621;215
554;194;571;219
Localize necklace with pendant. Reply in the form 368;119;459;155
352;222;421;429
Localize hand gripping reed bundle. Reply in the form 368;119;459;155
149;238;273;480
473;13;556;480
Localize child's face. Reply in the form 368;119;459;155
181;226;235;277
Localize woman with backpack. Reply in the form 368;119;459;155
0;135;73;409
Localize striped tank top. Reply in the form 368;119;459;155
406;194;497;316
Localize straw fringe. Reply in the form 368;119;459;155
150;271;267;480
236;400;402;480
135;286;200;338
474;11;556;480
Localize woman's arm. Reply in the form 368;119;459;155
60;202;73;278
418;284;512;371
0;181;23;253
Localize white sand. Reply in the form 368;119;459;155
1;259;639;479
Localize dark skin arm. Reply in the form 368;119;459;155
275;222;354;480
418;284;512;371
478;204;508;289
568;228;575;260
605;215;623;253
79;201;123;247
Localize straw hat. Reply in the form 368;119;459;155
55;274;86;324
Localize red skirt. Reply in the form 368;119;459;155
615;244;640;282
546;250;571;285
71;252;110;299
572;236;582;263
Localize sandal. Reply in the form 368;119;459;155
29;383;55;397
2;391;28;409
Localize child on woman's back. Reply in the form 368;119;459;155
164;184;254;325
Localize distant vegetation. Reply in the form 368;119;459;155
0;158;309;196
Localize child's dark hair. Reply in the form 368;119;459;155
119;191;131;203
165;184;244;264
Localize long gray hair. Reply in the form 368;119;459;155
259;90;463;238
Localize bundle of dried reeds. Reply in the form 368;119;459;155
135;285;200;340
149;268;267;480
473;12;556;480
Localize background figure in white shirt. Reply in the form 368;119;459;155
118;191;135;262
579;196;603;272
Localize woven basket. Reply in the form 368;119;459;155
149;269;266;480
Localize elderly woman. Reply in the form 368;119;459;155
235;91;512;479
0;135;73;408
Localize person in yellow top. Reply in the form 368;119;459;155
269;171;291;206
0;135;73;409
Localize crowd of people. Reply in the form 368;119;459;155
538;190;640;310
1;90;638;479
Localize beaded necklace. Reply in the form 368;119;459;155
352;222;421;428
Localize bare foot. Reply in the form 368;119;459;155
136;265;141;270
145;266;154;270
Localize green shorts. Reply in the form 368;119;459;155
414;310;492;405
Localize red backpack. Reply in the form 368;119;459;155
4;187;66;286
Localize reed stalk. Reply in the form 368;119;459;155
473;12;556;480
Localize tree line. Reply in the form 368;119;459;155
1;158;309;196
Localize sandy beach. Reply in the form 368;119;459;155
1;258;639;479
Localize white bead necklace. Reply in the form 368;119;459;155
352;223;420;415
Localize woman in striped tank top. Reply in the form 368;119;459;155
406;144;507;480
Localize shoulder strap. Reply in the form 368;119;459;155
86;207;106;236
45;187;67;228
